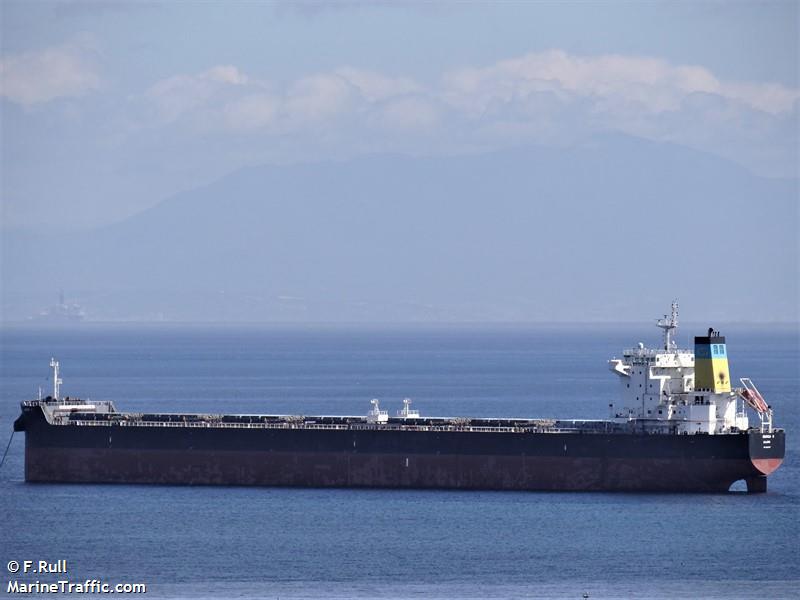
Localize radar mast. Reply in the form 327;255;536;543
656;301;679;350
50;358;62;401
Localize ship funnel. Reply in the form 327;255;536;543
694;329;731;393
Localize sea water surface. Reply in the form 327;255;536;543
1;324;797;599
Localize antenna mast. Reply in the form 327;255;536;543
50;358;62;401
656;301;679;350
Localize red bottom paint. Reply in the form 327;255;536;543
752;458;783;475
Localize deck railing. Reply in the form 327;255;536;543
45;414;677;435
53;417;570;434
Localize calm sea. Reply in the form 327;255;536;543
1;324;797;599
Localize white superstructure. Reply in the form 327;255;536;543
366;398;389;424
396;398;420;419
608;302;770;434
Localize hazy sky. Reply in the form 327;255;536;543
1;1;797;232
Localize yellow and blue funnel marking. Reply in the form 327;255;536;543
694;334;731;393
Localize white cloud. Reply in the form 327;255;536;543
204;65;249;86
143;65;251;124
334;67;421;102
370;95;440;131
142;51;798;132
140;66;429;132
223;93;280;131
135;51;798;176
284;74;356;122
0;42;101;106
440;50;798;117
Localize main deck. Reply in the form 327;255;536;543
22;398;740;436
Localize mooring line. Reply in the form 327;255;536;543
0;430;15;470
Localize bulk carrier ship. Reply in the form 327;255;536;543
14;304;785;493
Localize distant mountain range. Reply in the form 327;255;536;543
2;134;797;322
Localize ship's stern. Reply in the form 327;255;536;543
746;429;785;493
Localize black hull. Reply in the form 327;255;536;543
16;405;784;493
